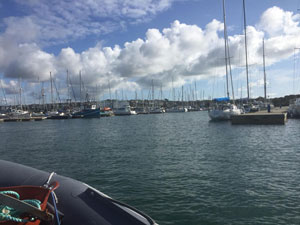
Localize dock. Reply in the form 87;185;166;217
231;107;288;125
2;117;47;122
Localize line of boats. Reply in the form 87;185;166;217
0;103;199;121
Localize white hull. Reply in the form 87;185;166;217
166;108;188;113
208;105;242;121
288;98;300;117
114;107;137;116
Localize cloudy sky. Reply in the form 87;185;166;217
0;0;300;104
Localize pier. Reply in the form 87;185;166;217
2;117;46;122
231;107;288;125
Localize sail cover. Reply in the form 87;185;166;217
213;97;230;102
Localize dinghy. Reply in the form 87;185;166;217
0;160;157;225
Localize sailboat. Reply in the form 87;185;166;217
208;0;242;121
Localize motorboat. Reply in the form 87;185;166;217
72;104;101;118
7;108;31;119
100;107;114;117
149;108;165;114
165;107;188;113
114;106;137;116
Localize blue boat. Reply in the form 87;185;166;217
72;104;101;118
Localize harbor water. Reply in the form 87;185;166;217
0;112;300;225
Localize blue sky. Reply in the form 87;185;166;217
1;0;300;105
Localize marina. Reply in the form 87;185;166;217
0;111;299;225
0;0;300;225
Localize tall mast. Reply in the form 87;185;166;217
79;70;82;104
50;72;54;109
108;80;112;100
263;38;267;101
222;0;230;99
181;85;184;108
172;77;175;101
226;32;235;102
69;74;76;102
0;79;7;106
243;0;250;100
67;69;70;104
52;77;61;104
160;83;163;101
19;77;22;110
151;79;154;101
41;81;45;110
194;81;197;101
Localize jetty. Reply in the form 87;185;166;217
231;107;288;125
2;117;46;122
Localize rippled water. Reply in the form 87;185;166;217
1;112;300;225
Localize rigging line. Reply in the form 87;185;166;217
52;78;61;103
243;0;250;100
68;75;77;102
297;49;300;94
293;49;296;95
222;0;229;99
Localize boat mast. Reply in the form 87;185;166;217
108;79;112;108
194;81;197;101
52;77;61;104
19;77;22;110
67;69;70;105
50;72;54;109
151;79;154;108
79;70;82;105
263;38;267;101
41;81;45;110
0;78;7;106
222;0;230;99
182;85;184;109
69;74;77;102
243;0;250;100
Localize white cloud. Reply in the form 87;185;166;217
257;6;300;37
10;0;174;45
1;5;300;100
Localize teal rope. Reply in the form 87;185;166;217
0;191;41;222
0;191;20;199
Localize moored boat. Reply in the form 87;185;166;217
72;104;100;118
114;105;137;116
208;102;241;121
288;98;300;118
100;107;114;117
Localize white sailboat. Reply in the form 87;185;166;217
208;0;242;121
209;100;241;120
288;98;300;118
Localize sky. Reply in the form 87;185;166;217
1;0;300;105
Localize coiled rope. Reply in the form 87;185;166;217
0;190;41;222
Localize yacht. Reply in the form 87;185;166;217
288;98;300;118
209;101;242;121
114;105;137;116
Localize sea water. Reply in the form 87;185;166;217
1;112;300;225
